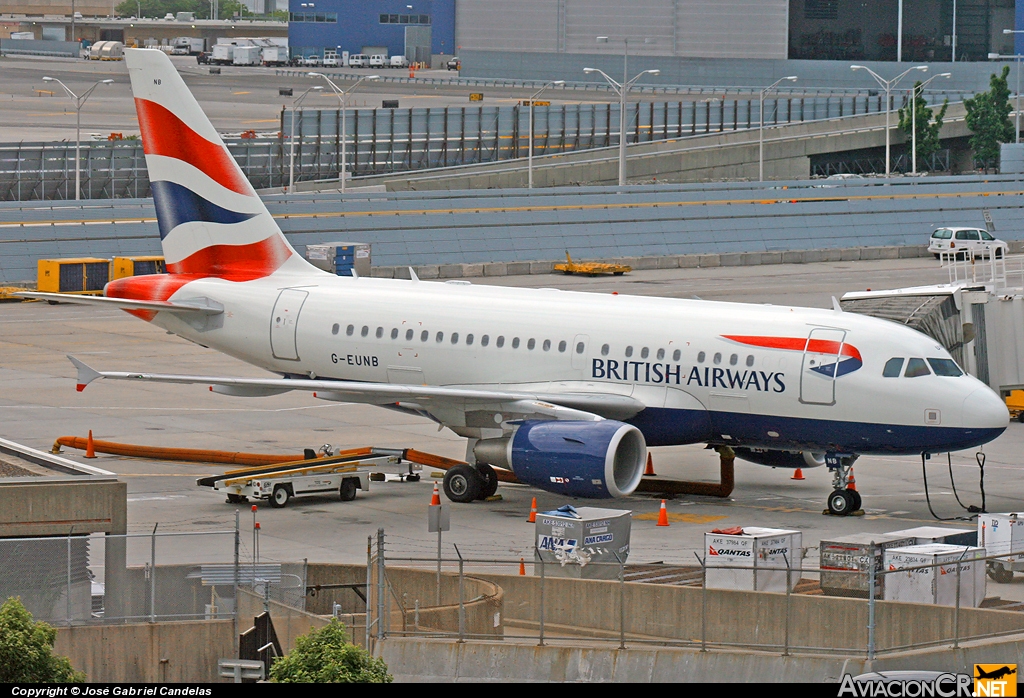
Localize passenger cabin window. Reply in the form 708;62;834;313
904;358;931;378
511;337;519;349
332;323;340;335
625;346;633;357
496;336;505;348
527;338;536;350
928;358;963;376
729;354;738;366
673;349;681;361
451;332;459;344
883;358;904;377
436;332;444;343
697;351;705;363
481;335;489;346
543;339;551;351
466;334;474;346
420;330;428;342
346;324;355;336
601;344;610;356
746;355;754;367
640;347;649;359
361;326;369;337
575;342;584;354
558;340;567;353
391;328;398;339
713;352;722;365
406;329;414;341
376;327;384;338
656;348;665;360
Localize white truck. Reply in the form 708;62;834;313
262;45;288;66
171;37;205;55
323;49;339;67
232;45;262;66
389;55;409;69
210;43;235;65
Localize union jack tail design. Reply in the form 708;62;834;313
125;48;310;280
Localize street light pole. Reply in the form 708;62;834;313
42;77;113;200
288;85;323;192
851;64;927;177
527;80;564;189
758;76;797;182
909;72;951;175
584;66;660;186
309;72;380;193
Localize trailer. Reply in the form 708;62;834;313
261;45;288;66
197;447;420;507
233;45;261;66
210;43;234;65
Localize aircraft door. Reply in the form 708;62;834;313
799;328;847;406
571;334;590;372
270;289;309;361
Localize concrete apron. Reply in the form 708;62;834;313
378;633;1024;683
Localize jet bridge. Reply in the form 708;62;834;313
841;253;1024;394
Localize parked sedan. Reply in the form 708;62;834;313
928;227;1007;259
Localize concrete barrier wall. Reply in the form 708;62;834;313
54;620;234;683
237;588;330;654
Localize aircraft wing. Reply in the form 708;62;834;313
68;356;645;422
18;292;224;316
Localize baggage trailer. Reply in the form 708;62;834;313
197;447;417;507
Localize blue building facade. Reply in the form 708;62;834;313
288;0;455;60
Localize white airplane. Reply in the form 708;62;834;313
24;49;1009;515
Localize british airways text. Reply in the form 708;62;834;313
592;359;786;392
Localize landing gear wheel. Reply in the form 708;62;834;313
339;478;357;502
406;473;421;482
846;489;862;512
443;464;483;503
271;485;290;508
827;489;856;516
226;493;248;504
476;463;498;499
989;562;1014;583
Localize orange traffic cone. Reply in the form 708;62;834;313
846;468;857;492
84;430;96;459
656;499;669;527
430;482;441;506
644;453;656;476
519;558;526;575
409;68;415;78
527;497;537;523
791;468;805;481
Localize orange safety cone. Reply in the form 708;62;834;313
519;558;526;576
527;497;537;523
409;68;415;78
644;452;656;476
84;430;96;459
791;468;805;481
430;482;441;506
846;468;857;492
656;499;670;527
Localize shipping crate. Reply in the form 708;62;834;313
37;258;110;295
534;506;631;580
705;527;802;592
111;256;165;280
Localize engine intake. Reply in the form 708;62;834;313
474;420;646;498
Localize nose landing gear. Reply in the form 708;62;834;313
825;453;862;516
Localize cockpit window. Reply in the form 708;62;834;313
904;358;931;378
883;358;904;377
928;358;963;377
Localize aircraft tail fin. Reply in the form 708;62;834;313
124;48;311;280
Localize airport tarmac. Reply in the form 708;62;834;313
0;54;625;142
1;256;1021;595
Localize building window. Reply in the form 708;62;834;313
379;13;430;24
290;12;337;22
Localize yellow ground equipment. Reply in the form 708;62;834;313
1006;390;1024;423
0;287;32;302
37;258;110;295
554;251;631;276
112;256;165;280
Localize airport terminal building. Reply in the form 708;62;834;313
289;0;1024;63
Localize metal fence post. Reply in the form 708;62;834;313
376;528;385;641
783;552;791;656
867;542;876;661
538;557;545;647
365;535;372;650
699;554;707;652
233;510;240;656
455;544;465;643
954;556;962;649
615;552;625;650
66;529;72;626
150;523;158;623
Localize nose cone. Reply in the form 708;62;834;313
963;388;1010;430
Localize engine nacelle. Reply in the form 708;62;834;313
474;420;646;498
733;447;826;469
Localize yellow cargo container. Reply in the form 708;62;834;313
37;258;110;295
111;256;165;280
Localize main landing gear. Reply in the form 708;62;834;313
825;453;862;516
442;462;499;503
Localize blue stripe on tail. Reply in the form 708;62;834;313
151;180;258;239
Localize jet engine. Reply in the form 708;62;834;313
732;447;826;469
473;420;646;498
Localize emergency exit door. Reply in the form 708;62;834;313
270;289;308;361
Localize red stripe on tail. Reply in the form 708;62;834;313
166;235;292;280
134;98;252;196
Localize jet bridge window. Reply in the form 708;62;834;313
883;358;904;377
332;323;340;335
928;358;963;376
905;358;931;378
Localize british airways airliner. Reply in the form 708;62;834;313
25;49;1009;516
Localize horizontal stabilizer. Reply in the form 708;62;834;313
18;292;224;315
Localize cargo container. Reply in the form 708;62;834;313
819;533;915;598
534;506;631;579
883;544;986;607
705;527;802;592
262;46;288;66
111;256;165;281
233;45;261;66
37;258;110;295
305;242;371;277
210;44;234;65
885;526;977;547
978;513;1024;582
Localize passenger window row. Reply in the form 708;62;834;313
330;323;585;354
600;344;685;362
883;357;963;378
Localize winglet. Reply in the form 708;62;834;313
832;296;843;312
68;355;102;392
408;266;420;282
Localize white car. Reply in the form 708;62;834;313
389;55;409;69
368;54;386;68
303;55;321;67
348;53;368;67
928;227;1007;259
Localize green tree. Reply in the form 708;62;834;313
0;597;85;683
115;0;250;20
964;66;1016;170
897;81;949;168
269;619;392;683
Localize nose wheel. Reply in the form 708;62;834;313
825;453;862;516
